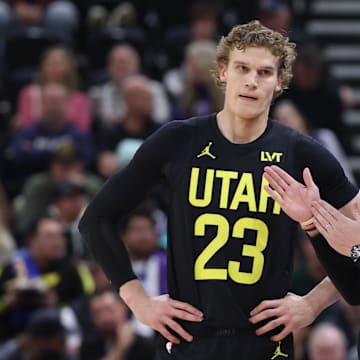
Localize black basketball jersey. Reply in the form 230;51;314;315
79;113;357;332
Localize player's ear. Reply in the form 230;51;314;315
218;63;227;82
275;75;283;93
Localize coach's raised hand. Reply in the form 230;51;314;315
119;279;204;344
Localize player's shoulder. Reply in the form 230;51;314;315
157;114;214;137
270;118;322;147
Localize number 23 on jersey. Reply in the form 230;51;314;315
194;213;268;285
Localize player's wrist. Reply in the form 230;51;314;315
119;279;149;310
299;217;319;236
300;217;314;229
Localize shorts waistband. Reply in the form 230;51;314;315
185;325;254;338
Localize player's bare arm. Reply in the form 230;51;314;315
249;277;340;342
119;279;204;344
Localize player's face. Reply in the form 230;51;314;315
219;47;282;121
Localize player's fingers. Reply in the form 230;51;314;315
250;299;282;316
270;165;296;186
264;168;289;192
171;308;204;322
249;308;278;324
303;167;317;190
263;173;285;196
255;317;284;336
264;185;283;203
158;325;180;344
166;319;193;342
170;300;203;318
270;327;291;342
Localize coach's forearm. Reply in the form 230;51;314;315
303;277;340;318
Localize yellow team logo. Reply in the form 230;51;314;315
271;341;288;359
260;151;283;162
197;141;216;159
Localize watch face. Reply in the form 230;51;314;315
351;244;360;262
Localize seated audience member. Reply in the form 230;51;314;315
95;137;143;182
14;142;101;235
0;307;76;360
307;322;348;360
324;298;360;359
80;289;155;360
279;42;351;137
0;181;15;266
96;74;159;151
121;207;167;338
10;83;93;177
15;46;92;132
273;100;355;183
0;217;86;306
0;0;78;35
89;44;170;126
163;40;224;119
163;2;221;69
49;181;89;259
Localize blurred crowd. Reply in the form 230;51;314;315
0;0;358;359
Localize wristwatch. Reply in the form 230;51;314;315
350;244;360;263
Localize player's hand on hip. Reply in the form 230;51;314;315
249;292;316;342
263;166;320;223
132;294;204;344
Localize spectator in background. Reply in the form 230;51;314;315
10;83;93;177
120;208;167;339
80;289;155;360
164;40;224;119
95;75;159;179
325;299;360;360
163;2;221;70
14;141;101;236
89;44;170;127
0;0;79;36
49;181;89;259
273;100;355;183
307;322;347;360
15;46;92;132
0;307;76;360
258;0;305;44
96;74;159;150
279;42;351;138
0;181;15;266
1;217;86;305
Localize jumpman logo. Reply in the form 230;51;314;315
271;341;288;359
197;141;216;159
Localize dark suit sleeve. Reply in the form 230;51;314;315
309;233;360;305
78;121;190;289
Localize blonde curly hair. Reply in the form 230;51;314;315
214;20;296;96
